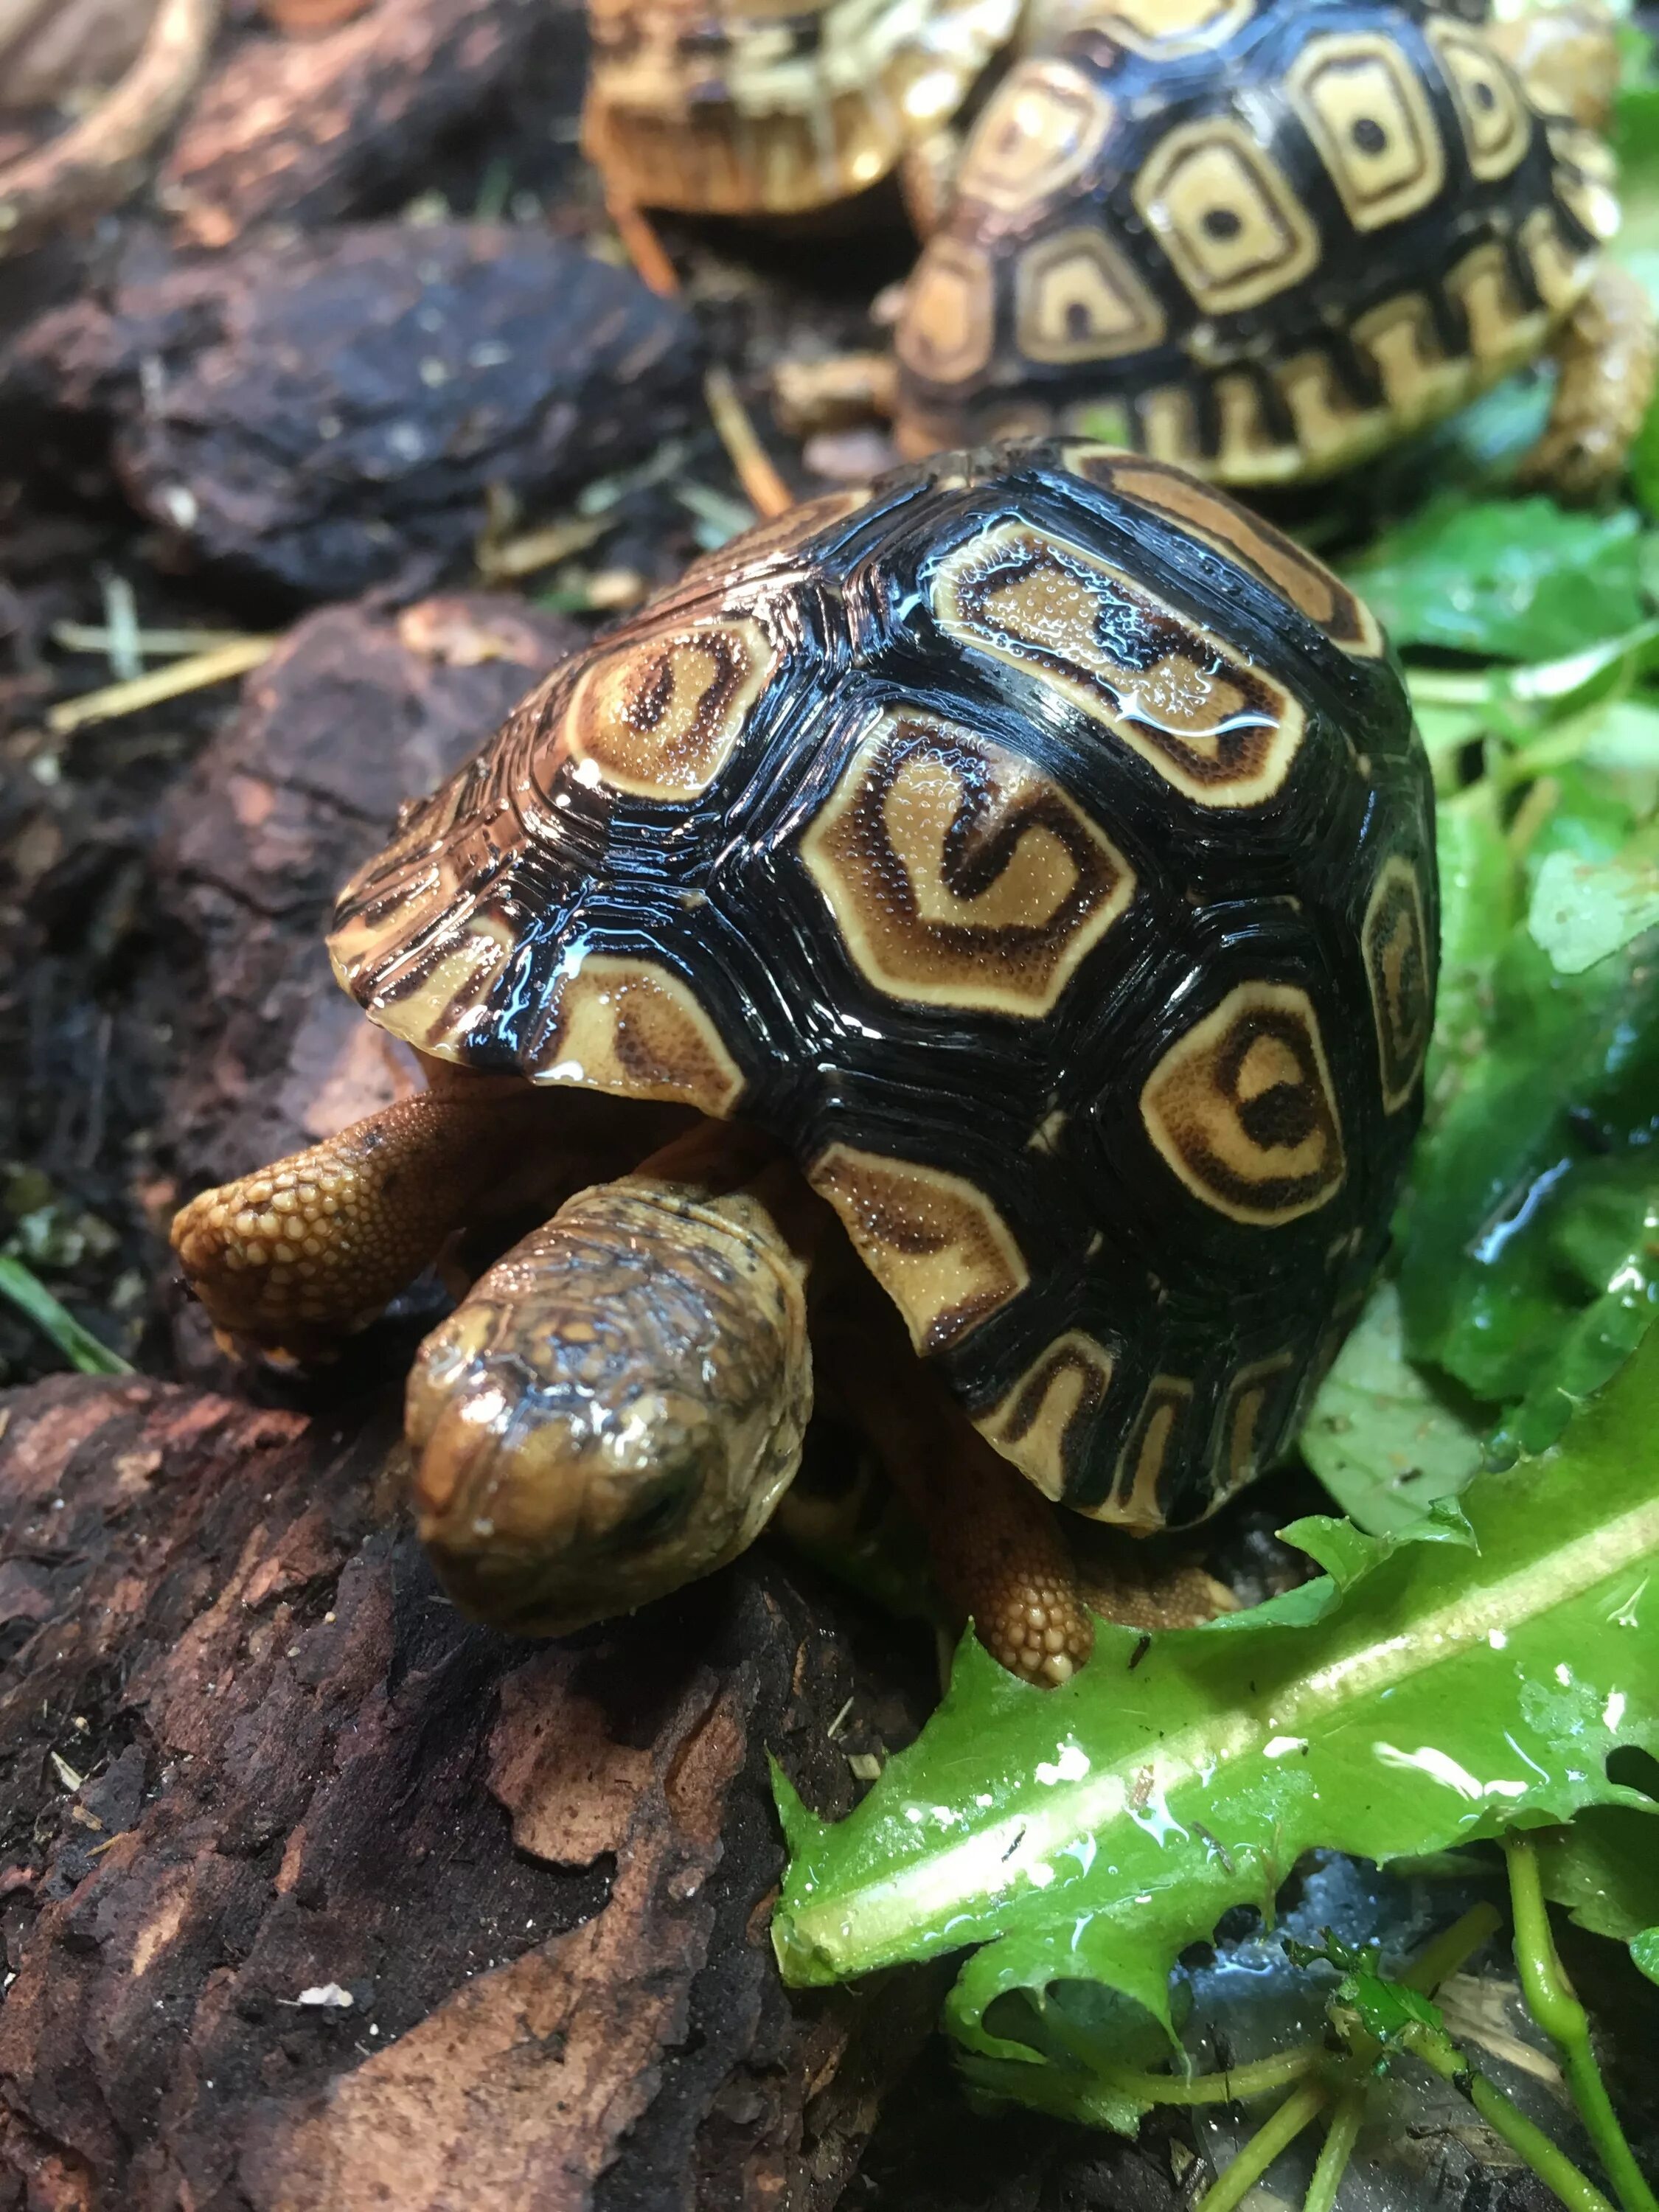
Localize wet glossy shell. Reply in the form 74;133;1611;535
330;441;1437;1531
582;0;1020;217
894;0;1620;481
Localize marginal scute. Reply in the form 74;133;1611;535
807;1144;1028;1354
955;60;1114;216
1521;206;1596;314
1015;227;1166;364
1273;349;1385;475
1444;242;1548;371
1220;1351;1296;1499
1351;293;1472;440
529;954;745;1115
978;1330;1116;1501
1073;452;1385;658
1428;20;1531;182
558;616;778;800
1132;117;1320;316
1363;855;1433;1112
1284;30;1445;233
896;237;997;383
330;909;517;1058
800;709;1136;1015
1107;1375;1194;1529
1141;981;1346;1225
932;518;1304;805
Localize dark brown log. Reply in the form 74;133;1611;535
5;224;703;600
159;0;568;246
154;591;581;1194
0;1372;937;2211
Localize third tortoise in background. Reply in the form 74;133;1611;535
883;0;1656;493
172;440;1436;1683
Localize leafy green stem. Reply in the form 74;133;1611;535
1505;1833;1658;2212
1399;2020;1619;2212
1190;2082;1330;2212
0;1255;131;1376
1301;2090;1366;2212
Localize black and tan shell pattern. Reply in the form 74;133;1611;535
895;0;1620;480
330;442;1437;1531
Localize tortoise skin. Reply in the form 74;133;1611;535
330;442;1436;1531
894;0;1619;478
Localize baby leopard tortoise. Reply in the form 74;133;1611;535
784;0;1652;495
582;0;1025;275
172;439;1437;1686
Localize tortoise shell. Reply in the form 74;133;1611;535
329;441;1437;1531
582;0;1021;218
894;0;1621;479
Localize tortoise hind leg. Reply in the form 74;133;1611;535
1520;262;1658;501
170;1079;556;1360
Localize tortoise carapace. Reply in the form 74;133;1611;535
172;440;1437;1684
888;0;1654;493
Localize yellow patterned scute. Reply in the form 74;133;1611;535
526;955;745;1115
978;1332;1117;1500
1132;117;1320;315
1068;451;1385;658
1362;856;1433;1111
807;1145;1029;1354
933;519;1304;805
1141;981;1347;1225
954;60;1114;215
1015;228;1167;364
560;617;779;800
897;238;999;384
1284;30;1446;232
800;709;1136;1015
1428;18;1531;182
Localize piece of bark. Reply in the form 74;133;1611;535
159;0;565;246
156;591;581;1192
0;1372;936;2211
6;223;702;600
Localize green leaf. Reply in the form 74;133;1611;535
1397;923;1659;1413
1529;846;1659;973
0;1254;131;1377
1536;1806;1659;1943
1301;1281;1485;1535
1632;1930;1659;1985
1343;500;1644;661
1340;1971;1444;2048
773;1335;1659;2120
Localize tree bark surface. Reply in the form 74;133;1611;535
0;1374;933;2212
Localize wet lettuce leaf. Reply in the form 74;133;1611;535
774;1337;1659;2124
1529;844;1659;973
1342;500;1645;661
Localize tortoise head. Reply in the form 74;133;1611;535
404;1175;812;1635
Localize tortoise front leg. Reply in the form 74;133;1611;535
170;1078;580;1360
1521;262;1658;501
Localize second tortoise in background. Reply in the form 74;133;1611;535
799;0;1654;495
